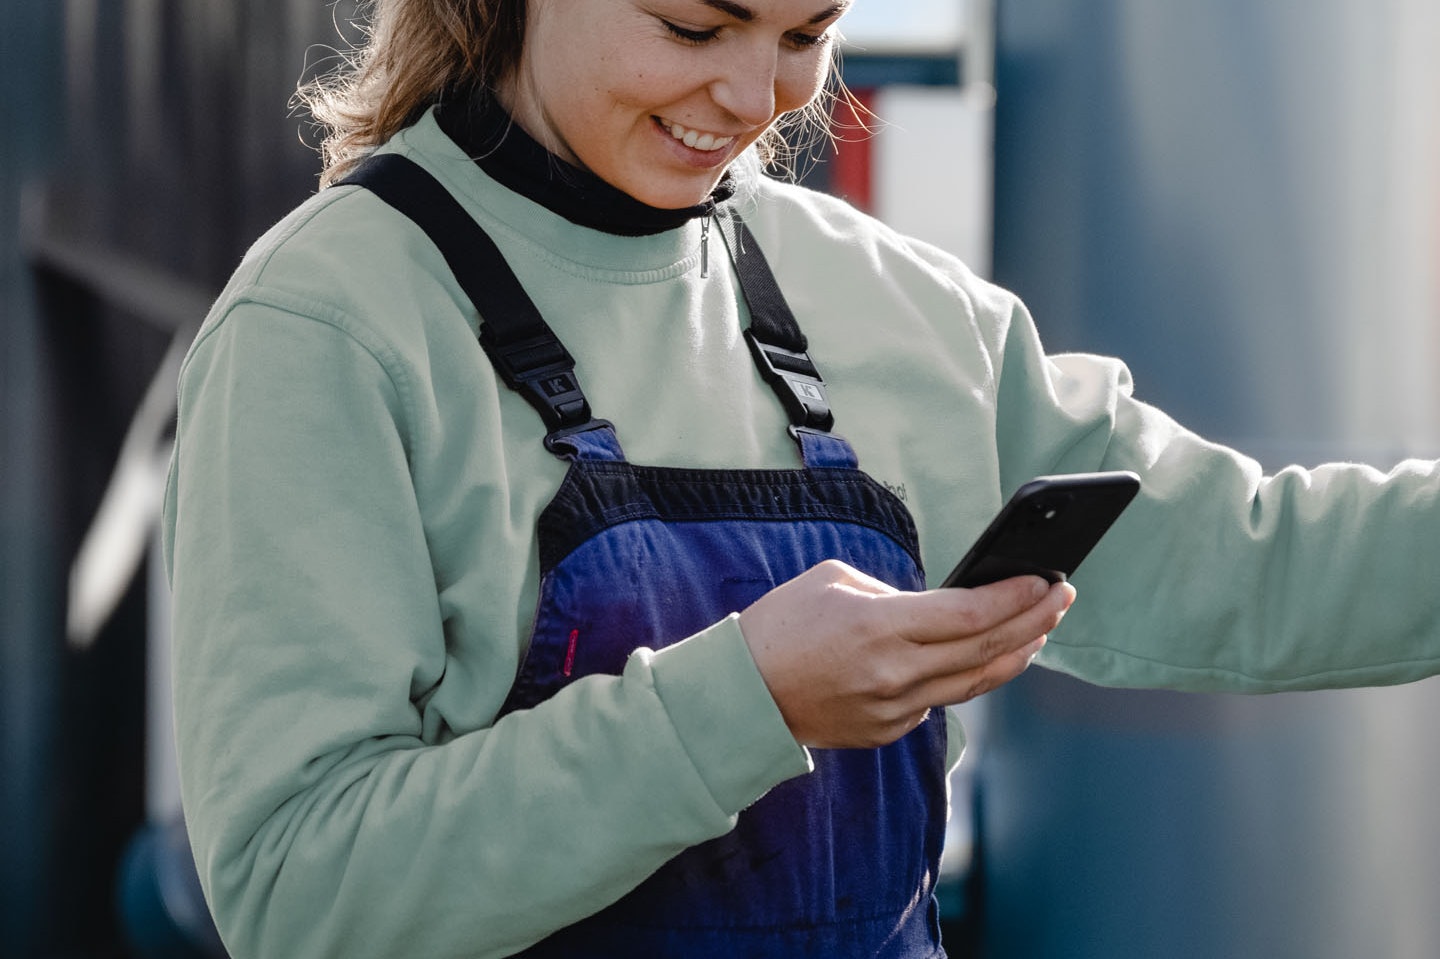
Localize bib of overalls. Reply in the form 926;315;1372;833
504;425;947;958
340;155;950;959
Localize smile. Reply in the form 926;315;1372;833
658;118;736;153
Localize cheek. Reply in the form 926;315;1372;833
776;51;832;115
777;67;823;117
605;67;659;109
611;52;694;108
584;40;665;109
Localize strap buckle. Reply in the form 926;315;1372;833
480;331;591;432
744;330;834;431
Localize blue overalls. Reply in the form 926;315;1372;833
343;155;950;958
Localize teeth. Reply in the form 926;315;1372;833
664;121;734;152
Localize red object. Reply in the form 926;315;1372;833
562;629;579;677
828;87;877;212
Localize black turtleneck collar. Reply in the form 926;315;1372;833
435;91;734;238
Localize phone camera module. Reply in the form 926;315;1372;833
1025;498;1062;527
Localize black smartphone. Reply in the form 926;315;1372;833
940;471;1141;588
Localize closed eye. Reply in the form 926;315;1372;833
785;29;829;49
660;19;721;44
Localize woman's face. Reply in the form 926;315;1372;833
503;0;850;209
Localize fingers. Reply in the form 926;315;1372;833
896;578;1072;707
894;575;1060;645
912;577;1073;657
910;634;1048;709
737;562;1075;748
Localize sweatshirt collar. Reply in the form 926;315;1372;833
435;92;733;238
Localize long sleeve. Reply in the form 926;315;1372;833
163;300;809;959
980;291;1440;692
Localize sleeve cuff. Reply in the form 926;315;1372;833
644;613;813;815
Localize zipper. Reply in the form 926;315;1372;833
700;211;711;279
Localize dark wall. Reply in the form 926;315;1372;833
2;4;66;953
4;2;357;954
48;0;361;285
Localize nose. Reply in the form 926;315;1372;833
710;44;779;126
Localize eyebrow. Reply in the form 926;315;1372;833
698;0;851;26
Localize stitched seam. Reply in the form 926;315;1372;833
186;287;422;459
1047;640;1440;689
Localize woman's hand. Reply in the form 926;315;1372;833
738;560;1075;748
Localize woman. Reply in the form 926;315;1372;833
163;1;1440;957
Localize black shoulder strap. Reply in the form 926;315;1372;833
337;153;592;434
726;215;834;431
338;152;834;436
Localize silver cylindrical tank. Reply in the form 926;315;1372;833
983;1;1440;955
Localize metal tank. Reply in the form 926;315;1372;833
979;1;1440;956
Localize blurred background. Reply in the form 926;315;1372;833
2;0;1438;956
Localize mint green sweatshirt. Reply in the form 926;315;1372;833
164;109;1440;958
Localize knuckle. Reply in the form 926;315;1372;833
963;671;999;704
814;558;855;582
946;599;985;636
866;660;911;701
976;627;1013;662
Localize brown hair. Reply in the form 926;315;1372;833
298;0;524;186
298;0;851;188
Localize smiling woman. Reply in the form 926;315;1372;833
166;0;1440;958
300;0;850;193
500;0;845;207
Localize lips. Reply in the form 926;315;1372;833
658;118;737;153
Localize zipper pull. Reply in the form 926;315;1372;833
700;213;711;279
